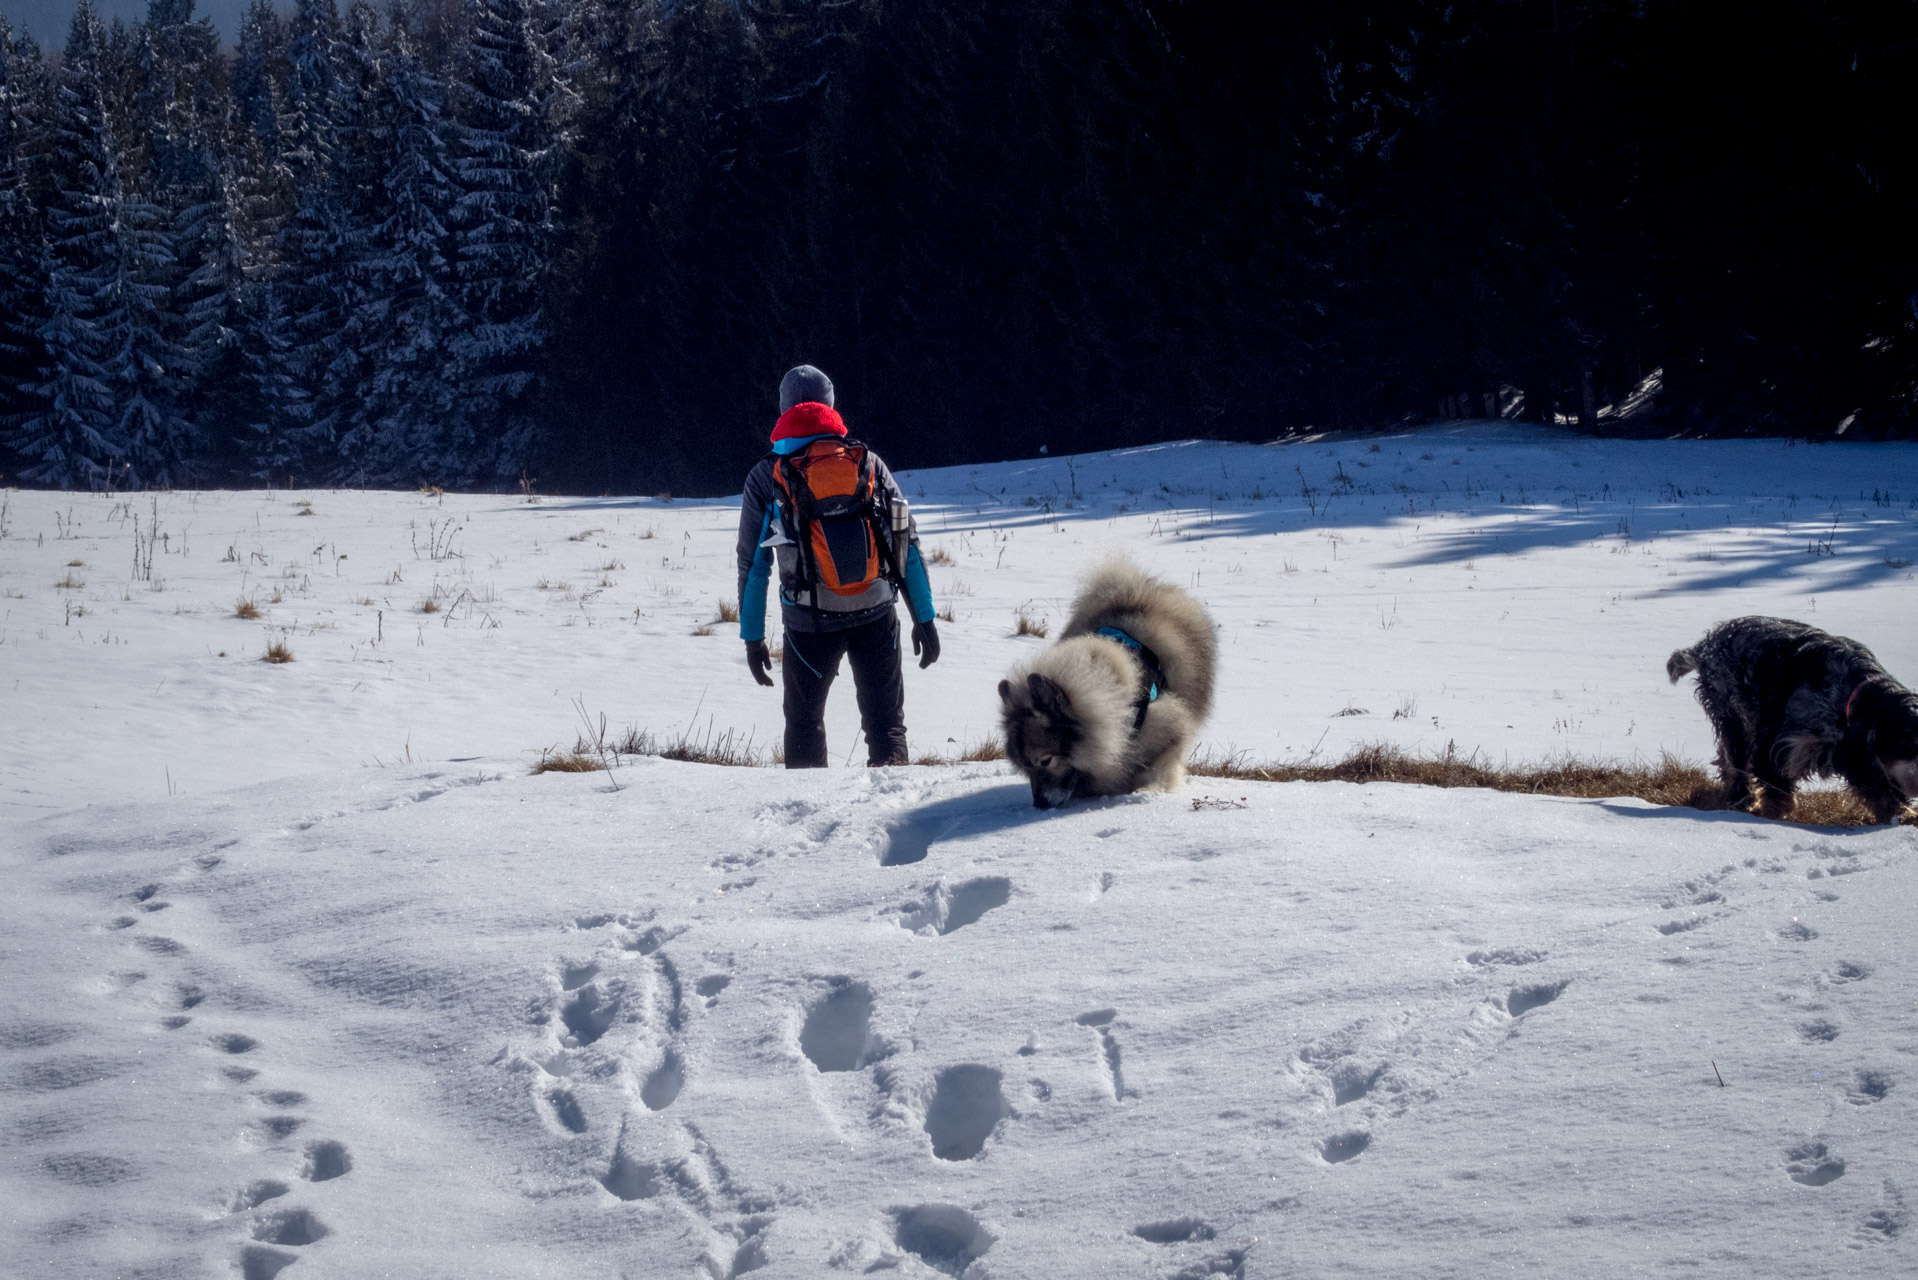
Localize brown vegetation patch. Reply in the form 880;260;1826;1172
1188;742;1883;827
234;598;261;620
263;639;294;663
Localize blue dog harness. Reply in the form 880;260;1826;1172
1095;626;1166;733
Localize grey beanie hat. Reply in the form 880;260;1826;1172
778;365;834;413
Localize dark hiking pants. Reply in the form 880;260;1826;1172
781;611;908;768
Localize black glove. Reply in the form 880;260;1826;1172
911;619;941;669
745;639;775;687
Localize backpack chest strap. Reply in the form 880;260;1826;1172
1095;626;1166;733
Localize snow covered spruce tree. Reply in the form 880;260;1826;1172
6;2;184;488
333;26;465;484
0;17;51;455
448;0;559;483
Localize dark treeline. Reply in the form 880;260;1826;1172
1;0;1913;494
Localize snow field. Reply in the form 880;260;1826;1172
2;424;1916;818
3;424;1918;1277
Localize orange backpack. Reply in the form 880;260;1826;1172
773;438;903;601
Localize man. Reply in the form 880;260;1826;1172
736;365;940;767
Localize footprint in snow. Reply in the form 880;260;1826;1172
543;1086;589;1134
1465;947;1545;967
879;815;964;867
1505;980;1570;1017
1133;1219;1217;1244
1798;1019;1840;1044
924;1065;1010;1161
1170;1249;1247;1279
1846;1070;1892;1105
250;1206;327;1246
239;1245;298;1280
1830;960;1872;984
641;1049;685;1111
1777;921;1818;942
1784;1141;1846;1186
300;1140;351;1182
560;984;620;1048
211;1033;259;1055
800;982;877;1074
229;1180;290;1212
1075;1008;1127;1101
1655;917;1705;936
893;1203;994;1275
601;1149;663;1201
1319;1130;1370;1164
696;974;732;1008
897;877;1012;936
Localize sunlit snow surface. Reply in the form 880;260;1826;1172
2;424;1915;1277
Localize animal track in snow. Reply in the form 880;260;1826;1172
1785;1141;1846;1186
40;1153;139;1186
134;935;186;955
1847;1070;1892;1105
1861;1183;1908;1242
1319;1130;1370;1164
1133;1218;1217;1244
160;1015;191;1030
879;816;964;867
230;1180;290;1212
300;1140;351;1182
799;981;876;1073
696;974;732;1007
600;1150;662;1201
1171;1251;1247;1279
924;1065;1010;1161
259;1090;307;1107
251;1207;328;1246
1505;980;1570;1017
1075;1009;1127;1101
1466;947;1545;967
240;1245;298;1280
1777;921;1818;942
212;1033;259;1055
1798;1019;1840;1044
898;877;1013;936
1831;960;1873;983
893;1203;994;1276
1655;917;1705;936
641;1050;686;1111
560;984;620;1047
561;961;599;991
0;1021;80;1050
255;1116;305;1141
543;1086;589;1133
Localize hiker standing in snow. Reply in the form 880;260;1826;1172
736;366;941;767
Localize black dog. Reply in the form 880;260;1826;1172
1668;616;1918;824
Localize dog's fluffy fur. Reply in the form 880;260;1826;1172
1669;615;1918;824
999;559;1216;808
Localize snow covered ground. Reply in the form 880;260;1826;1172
3;424;1916;1278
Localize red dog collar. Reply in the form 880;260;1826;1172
1844;682;1867;723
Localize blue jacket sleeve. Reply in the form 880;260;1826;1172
740;507;774;643
903;543;936;625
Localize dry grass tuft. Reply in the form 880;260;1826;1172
926;545;954;565
692;624;715;636
233;597;261;620
263;638;294;663
615;724;772;768
913;737;1007;766
67;558;85;567
55;572;85;589
419;596;441;614
294;500;315;516
1014;609;1048;638
937;605;956;623
715;599;740;624
529;747;608;774
1188;742;1884;827
567;528;604;542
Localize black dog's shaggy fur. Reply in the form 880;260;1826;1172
1668;616;1918;824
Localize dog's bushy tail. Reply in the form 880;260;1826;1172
1666;647;1698;684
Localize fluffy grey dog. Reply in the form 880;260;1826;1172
998;559;1217;809
1668;616;1918;823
